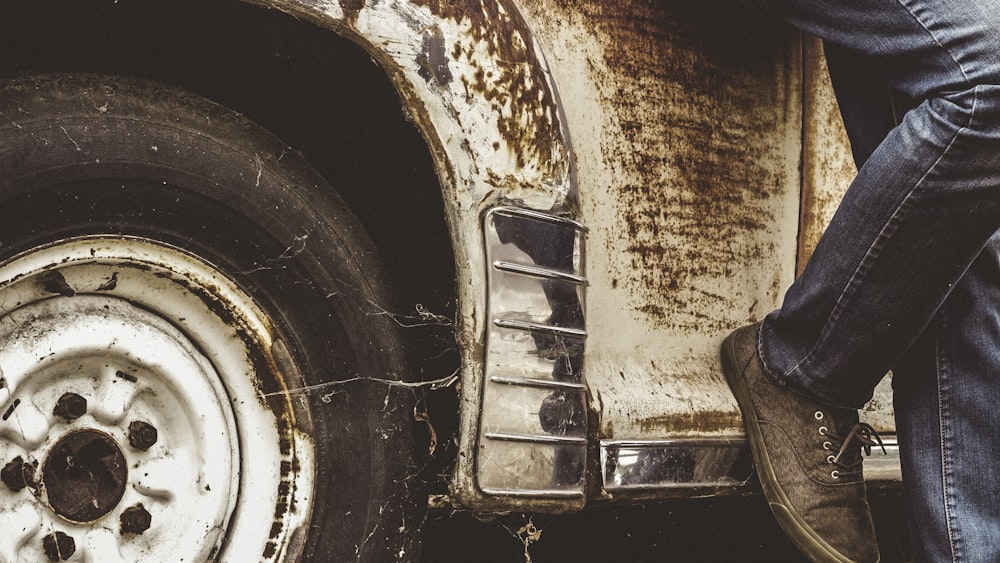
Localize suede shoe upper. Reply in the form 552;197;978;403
722;323;882;563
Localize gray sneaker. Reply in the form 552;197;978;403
721;323;883;563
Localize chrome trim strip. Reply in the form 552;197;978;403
490;205;586;230
492;318;587;338
479;488;585;499
602;438;749;448
486;432;588;446
492;260;588;285
602;436;901;492
602;438;752;490
858;436;901;483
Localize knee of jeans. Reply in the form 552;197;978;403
929;87;1000;133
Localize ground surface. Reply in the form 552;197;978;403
421;493;912;562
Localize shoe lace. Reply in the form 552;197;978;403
822;421;886;479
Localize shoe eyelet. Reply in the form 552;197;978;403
822;441;832;450
827;454;836;464
818;426;828;436
814;411;824;420
831;470;840;479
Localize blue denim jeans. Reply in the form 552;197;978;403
746;0;1000;560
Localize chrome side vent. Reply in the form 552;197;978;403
478;207;588;498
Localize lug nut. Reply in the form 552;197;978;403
127;421;158;450
42;531;75;561
1;457;26;492
1;456;36;492
120;503;152;534
53;392;87;421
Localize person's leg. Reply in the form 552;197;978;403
758;0;1000;409
824;34;1000;562
893;234;1000;562
724;1;1000;560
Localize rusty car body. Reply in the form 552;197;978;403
0;0;900;559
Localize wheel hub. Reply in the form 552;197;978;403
42;429;127;522
0;236;314;562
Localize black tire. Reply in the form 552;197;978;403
0;74;423;561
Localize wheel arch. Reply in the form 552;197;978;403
258;0;582;513
0;0;578;512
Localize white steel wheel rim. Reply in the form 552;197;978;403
0;236;314;562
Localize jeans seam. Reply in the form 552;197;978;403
936;311;961;562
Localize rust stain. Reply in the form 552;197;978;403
409;0;560;171
527;0;801;331
608;3;795;332
637;410;742;434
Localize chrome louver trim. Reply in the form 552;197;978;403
478;206;588;498
492;260;589;284
489;375;587;391
492;318;587;338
